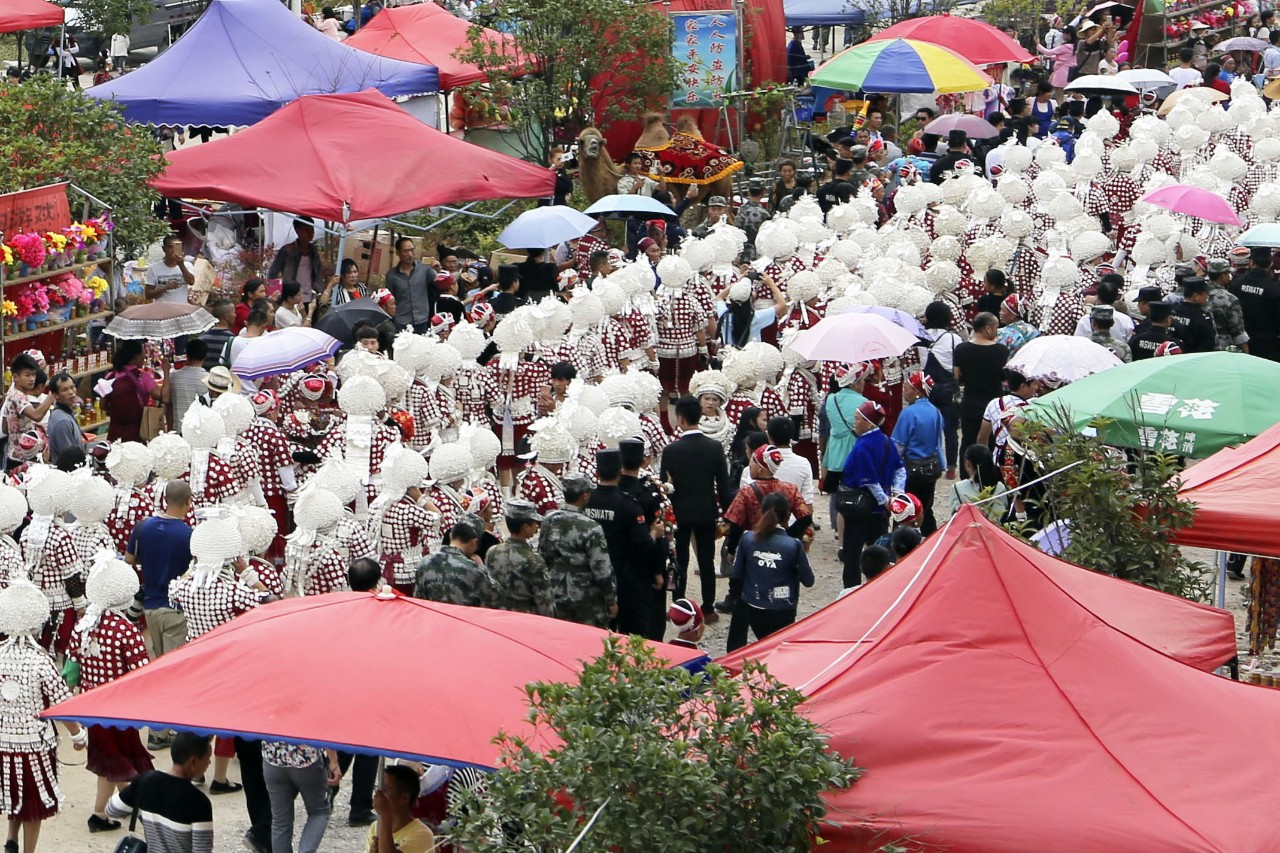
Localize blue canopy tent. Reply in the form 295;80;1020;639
784;0;867;27
86;0;439;126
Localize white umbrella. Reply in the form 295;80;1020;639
583;194;678;220
497;206;599;249
1006;334;1123;386
1117;68;1174;89
787;313;921;363
1065;74;1138;95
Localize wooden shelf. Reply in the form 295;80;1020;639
67;363;110;381
1;259;110;289
80;416;108;431
4;311;112;343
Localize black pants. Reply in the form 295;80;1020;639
960;413;985;457
335;752;378;817
905;472;941;535
234;737;271;849
747;606;796;642
939;399;960;471
674;520;718;608
616;578;665;641
840;509;887;588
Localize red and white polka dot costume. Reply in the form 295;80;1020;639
334;514;376;566
761;255;809;300
600;316;632;367
69;524;114;574
290;540;348;596
639;413;670;457
620;307;657;361
316;420;399;505
188;451;241;512
0;643;73;820
725;390;762;428
105;489;153;556
244;417;294;500
372;497;438;587
69;612;149;691
486;358;550;428
517;464;564;516
655;290;709;359
760;384;786;420
777;301;826;335
425;482;471;537
0;539;23;589
404;380;436;452
168;570;259;642
785;365;822;441
20;523;77;614
452;364;496;424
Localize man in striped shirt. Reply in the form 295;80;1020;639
107;731;214;853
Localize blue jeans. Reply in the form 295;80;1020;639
263;760;331;853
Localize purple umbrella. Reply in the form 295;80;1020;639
923;113;999;139
840;304;927;338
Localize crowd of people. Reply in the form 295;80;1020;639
3;11;1280;849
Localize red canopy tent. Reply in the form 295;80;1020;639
0;0;63;32
870;14;1034;66
343;3;520;90
721;506;1269;852
1174;421;1280;556
45;591;704;767
151;89;554;224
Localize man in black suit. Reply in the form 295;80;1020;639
659;397;732;623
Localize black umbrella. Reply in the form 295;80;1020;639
315;297;392;346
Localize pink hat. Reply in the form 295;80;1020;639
1155;341;1183;357
856;400;885;427
668;598;704;630
835;361;872;388
466;487;493;515
373;289;395;310
752;444;784;476
250;389;278;416
1001;294;1026;319
637;237;658;253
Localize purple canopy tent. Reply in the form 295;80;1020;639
85;0;439;126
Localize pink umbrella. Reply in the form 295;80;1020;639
1140;184;1241;226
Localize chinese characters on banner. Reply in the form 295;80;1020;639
0;184;72;238
1132;391;1222;456
671;12;738;108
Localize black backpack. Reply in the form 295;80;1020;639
922;333;960;407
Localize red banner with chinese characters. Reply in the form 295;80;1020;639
0;183;72;238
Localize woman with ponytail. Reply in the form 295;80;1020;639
729;489;814;644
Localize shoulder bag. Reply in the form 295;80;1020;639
836;435;889;519
904;407;945;480
113;807;147;852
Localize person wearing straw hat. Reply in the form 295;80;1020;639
200;365;242;402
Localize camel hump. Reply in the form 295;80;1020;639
635;113;672;150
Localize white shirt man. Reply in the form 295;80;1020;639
1073;309;1134;342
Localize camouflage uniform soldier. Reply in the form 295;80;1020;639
1088;306;1132;363
486;501;555;617
732;183;772;261
412;522;502;608
1206;259;1250;352
539;476;617;628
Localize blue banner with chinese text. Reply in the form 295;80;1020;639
671;12;738;108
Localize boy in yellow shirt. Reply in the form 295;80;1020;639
367;764;436;853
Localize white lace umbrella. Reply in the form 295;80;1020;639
104;303;215;340
1007;334;1123;387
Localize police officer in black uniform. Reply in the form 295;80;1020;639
585;449;663;641
1130;285;1166;337
1129;301;1182;361
1230;246;1280;361
618;439;668;638
1170;277;1217;353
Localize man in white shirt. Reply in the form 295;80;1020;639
1168;47;1202;88
110;32;130;71
1072;277;1134;341
1265;31;1280;81
741;416;816;507
145;235;194;304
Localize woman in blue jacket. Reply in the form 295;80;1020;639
730;492;815;642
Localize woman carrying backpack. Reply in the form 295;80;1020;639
101;341;165;444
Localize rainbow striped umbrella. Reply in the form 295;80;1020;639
811;38;990;94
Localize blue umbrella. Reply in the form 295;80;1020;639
1238;223;1280;248
583;194;678;220
498;206;599;249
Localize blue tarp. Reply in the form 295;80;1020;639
784;0;868;27
86;0;439;126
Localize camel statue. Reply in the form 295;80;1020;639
576;115;742;205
